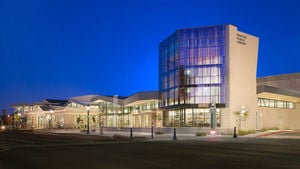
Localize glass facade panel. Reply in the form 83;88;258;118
164;108;221;127
159;26;227;127
257;98;295;109
159;26;227;108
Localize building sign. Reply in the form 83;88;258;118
237;33;247;45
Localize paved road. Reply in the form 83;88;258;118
0;131;300;169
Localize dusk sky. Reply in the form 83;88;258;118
1;0;300;113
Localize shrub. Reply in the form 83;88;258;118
268;127;279;130
155;131;164;135
113;134;127;139
195;132;207;136
258;127;279;132
259;128;268;132
237;130;256;136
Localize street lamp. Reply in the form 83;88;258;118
86;105;90;134
17;108;21;127
99;114;103;135
17;112;21;129
50;110;54;128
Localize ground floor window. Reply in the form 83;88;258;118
102;114;130;128
131;113;155;128
258;98;295;109
163;108;221;127
75;115;99;129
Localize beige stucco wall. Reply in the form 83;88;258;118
258;103;300;129
287;103;300;129
63;113;75;128
62;107;99;128
222;25;259;130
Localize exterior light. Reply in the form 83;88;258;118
241;109;246;116
86;105;90;134
209;130;216;136
49;110;54;128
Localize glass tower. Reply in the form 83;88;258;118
159;25;227;127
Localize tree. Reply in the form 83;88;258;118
233;110;249;131
76;116;83;129
242;111;249;129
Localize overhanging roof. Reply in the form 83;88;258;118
257;72;300;82
91;95;125;105
69;95;99;105
124;91;160;106
10;103;41;107
257;85;300;103
44;99;69;106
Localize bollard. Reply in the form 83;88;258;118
233;127;237;138
172;128;177;140
151;122;154;139
100;122;104;136
130;128;133;140
100;126;103;136
151;126;153;139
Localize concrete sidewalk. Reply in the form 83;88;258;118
33;128;300;141
35;128;232;141
245;130;297;138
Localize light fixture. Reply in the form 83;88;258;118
86;105;90;134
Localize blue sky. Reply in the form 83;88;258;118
1;0;300;113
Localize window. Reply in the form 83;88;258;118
258;98;295;109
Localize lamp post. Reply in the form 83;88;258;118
99;115;103;135
86;105;90;134
210;103;216;129
49;110;54;129
7;115;10;127
17;112;21;129
151;122;154;139
17;108;21;129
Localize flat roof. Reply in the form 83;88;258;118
257;85;300;102
257;72;300;82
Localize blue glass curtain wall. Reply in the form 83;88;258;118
159;25;227;108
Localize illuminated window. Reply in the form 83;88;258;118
257;98;295;109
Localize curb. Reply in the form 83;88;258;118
255;130;293;138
